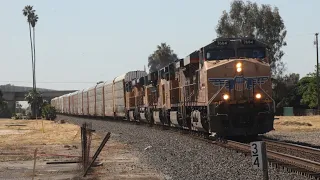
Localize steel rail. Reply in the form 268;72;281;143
263;138;320;158
225;140;320;174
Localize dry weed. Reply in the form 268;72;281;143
274;115;320;132
0;119;84;147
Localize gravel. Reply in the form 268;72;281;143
264;131;320;147
58;115;312;180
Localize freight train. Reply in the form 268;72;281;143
51;37;275;138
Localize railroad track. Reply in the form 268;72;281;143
154;124;320;179
263;138;320;163
153;125;320;179
220;140;320;179
62;115;320;179
120;121;320;179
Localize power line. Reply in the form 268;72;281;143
0;81;105;84
285;33;315;39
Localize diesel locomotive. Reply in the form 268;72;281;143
51;37;275;137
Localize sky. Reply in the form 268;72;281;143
0;0;319;91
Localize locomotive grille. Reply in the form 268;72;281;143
234;77;245;91
232;114;254;128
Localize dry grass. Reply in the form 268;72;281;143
274;115;320;132
0;118;84;147
0;119;166;179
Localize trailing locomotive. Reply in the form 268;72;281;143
51;37;275;138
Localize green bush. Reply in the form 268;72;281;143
41;104;57;120
12;113;23;120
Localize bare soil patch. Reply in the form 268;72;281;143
0;118;164;180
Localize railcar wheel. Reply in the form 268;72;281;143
125;110;130;121
161;109;170;127
185;115;192;130
177;111;183;127
147;109;154;126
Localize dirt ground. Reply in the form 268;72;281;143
273;115;320;132
0;119;164;180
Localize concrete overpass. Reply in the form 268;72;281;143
0;84;76;112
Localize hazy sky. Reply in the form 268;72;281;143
0;0;319;91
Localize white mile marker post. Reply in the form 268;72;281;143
250;141;269;180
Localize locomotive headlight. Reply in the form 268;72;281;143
236;62;242;68
255;93;262;99
223;94;229;100
236;62;242;72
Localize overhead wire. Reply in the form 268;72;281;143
0;81;110;84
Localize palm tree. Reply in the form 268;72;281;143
22;5;35;89
29;13;39;118
23;5;39;118
30;13;38;90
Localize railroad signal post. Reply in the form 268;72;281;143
250;141;269;180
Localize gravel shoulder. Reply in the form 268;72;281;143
264;116;320;147
58;115;311;180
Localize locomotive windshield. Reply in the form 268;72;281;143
237;48;266;59
206;49;235;60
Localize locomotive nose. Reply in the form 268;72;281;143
207;59;271;102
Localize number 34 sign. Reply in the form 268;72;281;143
250;141;268;170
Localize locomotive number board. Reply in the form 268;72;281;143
242;39;255;45
215;40;229;46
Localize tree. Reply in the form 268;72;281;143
22;5;35;89
25;89;43;118
30;12;39;90
42;104;57;120
0;90;10;118
297;76;316;108
148;43;178;72
215;0;287;75
297;65;320;109
23;5;39;117
274;73;301;108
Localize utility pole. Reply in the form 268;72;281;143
316;33;320;114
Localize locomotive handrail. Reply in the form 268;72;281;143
183;83;197;87
186;90;195;101
256;85;276;113
207;81;227;105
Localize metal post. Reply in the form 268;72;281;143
250;141;269;180
87;122;92;167
81;124;84;167
84;123;88;170
32;148;38;180
83;132;111;177
81;123;88;170
261;142;269;180
316;33;320;114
